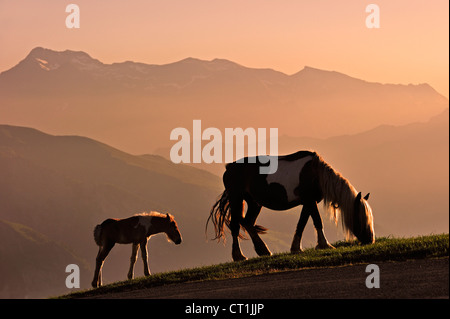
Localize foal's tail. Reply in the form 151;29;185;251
93;224;102;246
206;190;231;242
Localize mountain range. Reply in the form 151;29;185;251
0;47;448;298
0;47;447;155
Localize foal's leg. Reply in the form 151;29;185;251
127;243;140;280
242;198;271;257
229;196;247;261
140;239;151;276
310;202;335;249
92;241;115;288
291;205;311;253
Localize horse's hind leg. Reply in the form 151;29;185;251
310;202;334;249
229;195;247;261
243;198;271;257
127;243;140;280
92;241;115;288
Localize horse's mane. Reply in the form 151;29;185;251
312;153;357;238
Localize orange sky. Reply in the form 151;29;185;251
0;0;448;98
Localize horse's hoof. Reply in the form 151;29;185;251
259;251;272;257
255;245;272;257
290;249;304;254
232;254;248;262
315;243;335;250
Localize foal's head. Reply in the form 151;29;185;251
352;192;375;244
163;213;182;245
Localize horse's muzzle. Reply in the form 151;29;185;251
175;238;182;245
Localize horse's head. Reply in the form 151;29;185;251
164;213;182;245
352;192;375;244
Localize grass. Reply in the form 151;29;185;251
60;234;449;299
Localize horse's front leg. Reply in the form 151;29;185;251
291;205;311;253
140;240;151;276
310;202;335;249
127;243;140;280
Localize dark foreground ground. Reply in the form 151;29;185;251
85;257;448;299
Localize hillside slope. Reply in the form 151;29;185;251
0;220;90;298
0;125;227;298
65;234;449;299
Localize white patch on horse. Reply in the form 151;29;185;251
136;216;153;233
266;155;313;202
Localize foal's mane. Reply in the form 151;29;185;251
312;153;358;237
134;211;168;219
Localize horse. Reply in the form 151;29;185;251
91;212;182;288
207;150;374;261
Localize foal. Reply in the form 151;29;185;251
92;212;182;288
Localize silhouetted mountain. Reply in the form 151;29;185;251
0;124;228;298
0;220;90;298
0;47;447;154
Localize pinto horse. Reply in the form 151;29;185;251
92;212;182;288
207;150;374;261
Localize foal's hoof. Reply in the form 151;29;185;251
290;248;304;254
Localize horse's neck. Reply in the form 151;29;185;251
146;217;166;236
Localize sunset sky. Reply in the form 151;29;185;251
0;0;448;98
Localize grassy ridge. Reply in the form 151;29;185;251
62;234;449;298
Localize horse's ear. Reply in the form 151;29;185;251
356;192;362;201
166;213;170;219
364;193;370;200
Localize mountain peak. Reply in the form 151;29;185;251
21;47;102;72
209;58;242;70
28;46;48;56
295;65;348;77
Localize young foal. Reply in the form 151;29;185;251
91;212;182;288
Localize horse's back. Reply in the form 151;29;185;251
101;218;119;226
95;217;136;245
222;150;322;208
223;159;262;194
277;150;317;162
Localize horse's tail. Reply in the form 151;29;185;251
206;190;232;242
93;224;102;246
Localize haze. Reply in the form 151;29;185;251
0;0;448;298
0;0;448;98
